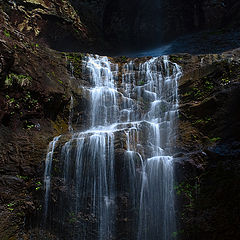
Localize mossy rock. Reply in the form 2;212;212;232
51;116;69;135
65;53;85;79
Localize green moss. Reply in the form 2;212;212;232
137;80;145;86
120;56;128;62
175;182;196;199
169;56;183;62
68;212;77;224
65;53;84;78
58;79;63;85
182;81;215;100
4;29;10;37
7;202;16;211
171;230;184;238
172;232;178;238
210;137;221;142
23;120;35;130
192;87;203;98
175;180;200;210
194;119;204;124
221;77;230;84
204;80;214;90
9;98;15;104
5;73;32;87
16;175;28;181
182;91;193;97
193;117;212;126
35;181;42;191
66;53;83;63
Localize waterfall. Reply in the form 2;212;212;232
43;55;182;240
43;135;61;224
137;57;181;240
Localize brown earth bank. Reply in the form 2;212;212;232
1;0;240;240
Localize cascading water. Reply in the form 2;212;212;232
137;57;181;240
43;55;182;240
43;135;61;224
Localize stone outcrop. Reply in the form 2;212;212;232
101;0;240;51
0;12;88;237
173;51;240;240
2;0;240;53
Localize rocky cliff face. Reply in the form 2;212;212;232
2;0;239;53
95;0;240;51
1;0;240;240
174;51;240;240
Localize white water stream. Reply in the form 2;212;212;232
43;55;182;240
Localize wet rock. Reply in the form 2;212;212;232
174;50;240;240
